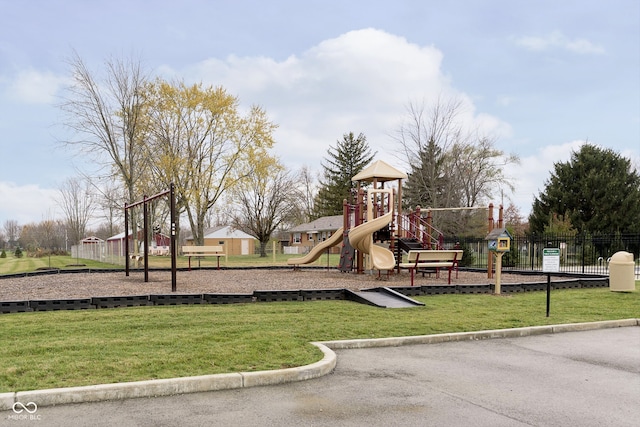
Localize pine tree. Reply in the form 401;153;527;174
403;137;448;210
313;132;375;218
529;144;640;234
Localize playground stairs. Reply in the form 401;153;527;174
345;287;425;308
397;237;424;253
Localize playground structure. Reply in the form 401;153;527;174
287;160;504;279
117;165;504;294
348;188;396;271
288;160;407;273
287;160;425;273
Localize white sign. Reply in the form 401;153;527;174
543;248;560;273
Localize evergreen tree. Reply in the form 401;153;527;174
529;144;640;234
313;132;375;218
403;137;449;210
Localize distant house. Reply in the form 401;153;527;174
184;225;256;256
287;215;344;254
72;236;105;260
80;236;104;246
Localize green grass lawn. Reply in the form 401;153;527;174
1;283;638;392
0;254;120;275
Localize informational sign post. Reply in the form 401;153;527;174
542;248;560;316
542;248;561;273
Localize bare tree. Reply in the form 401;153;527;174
394;96;518;234
19;219;65;253
450;136;518;208
504;203;528;235
230;163;300;257
57;177;96;245
3;220;20;248
60;51;150;247
290;166;317;225
92;175;126;238
394;97;467;211
395;96;465;164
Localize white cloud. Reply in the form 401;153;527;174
618;146;640;172
514;31;605;55
170;28;510;171
6;68;68;104
0;181;60;224
4;29;517;226
507;140;586;216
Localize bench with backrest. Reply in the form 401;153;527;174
182;245;226;270
150;246;170;256
399;249;463;286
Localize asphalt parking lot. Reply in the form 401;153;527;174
2;326;638;427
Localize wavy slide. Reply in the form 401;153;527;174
287;227;345;265
348;211;396;271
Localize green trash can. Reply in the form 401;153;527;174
609;251;635;292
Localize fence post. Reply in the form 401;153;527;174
488;203;494;278
581;233;586;274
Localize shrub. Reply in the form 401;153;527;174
459;243;475;267
502;247;520;267
0;249;6;258
14;247;23;258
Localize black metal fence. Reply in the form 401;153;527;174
444;233;640;276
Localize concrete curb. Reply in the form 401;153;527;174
1;319;637;410
0;342;336;411
321;318;640;350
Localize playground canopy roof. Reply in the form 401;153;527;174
351;160;407;182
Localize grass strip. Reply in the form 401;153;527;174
1;284;638;392
0;253;337;273
0;255;120;274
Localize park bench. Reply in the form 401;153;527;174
150;245;170;256
399;249;462;286
182;245;226;270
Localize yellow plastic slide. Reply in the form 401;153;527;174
287;227;345;265
347;211;396;271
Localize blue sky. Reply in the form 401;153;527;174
1;0;638;227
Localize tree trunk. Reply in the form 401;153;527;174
259;240;268;257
